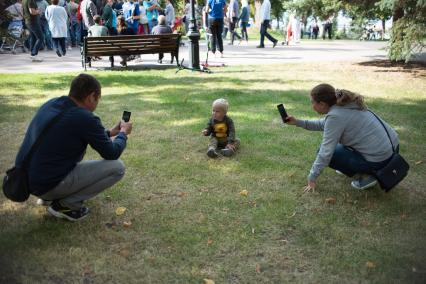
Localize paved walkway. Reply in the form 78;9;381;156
0;40;390;73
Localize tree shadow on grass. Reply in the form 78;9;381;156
356;60;426;78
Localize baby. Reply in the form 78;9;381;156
202;98;240;158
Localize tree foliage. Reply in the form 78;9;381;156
381;0;426;62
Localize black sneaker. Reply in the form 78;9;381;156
273;41;278;48
47;201;89;221
256;45;265;48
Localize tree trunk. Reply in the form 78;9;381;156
381;18;385;40
393;1;404;22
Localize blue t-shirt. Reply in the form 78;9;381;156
143;0;158;22
123;1;140;33
15;96;127;195
208;0;225;19
112;9;117;28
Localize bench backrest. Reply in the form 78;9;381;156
84;34;181;57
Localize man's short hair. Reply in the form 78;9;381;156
69;74;101;102
52;0;59;5
158;15;166;25
93;15;101;24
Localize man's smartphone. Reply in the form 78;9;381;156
277;104;289;123
122;111;131;122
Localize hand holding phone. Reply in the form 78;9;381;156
122;111;131;122
277;104;290;123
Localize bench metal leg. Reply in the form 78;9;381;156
110;56;114;68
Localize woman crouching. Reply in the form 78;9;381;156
286;83;400;192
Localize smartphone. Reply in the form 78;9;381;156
122;111;131;122
277;104;289;123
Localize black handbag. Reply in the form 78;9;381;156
369;110;410;192
2;105;72;202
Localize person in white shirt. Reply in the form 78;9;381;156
45;0;68;57
256;0;277;48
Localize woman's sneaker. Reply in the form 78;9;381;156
351;175;378;190
36;198;52;206
47;201;89;221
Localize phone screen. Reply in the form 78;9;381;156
277;104;289;123
122;111;131;122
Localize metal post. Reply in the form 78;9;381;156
187;0;200;69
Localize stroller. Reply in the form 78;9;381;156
1;20;28;54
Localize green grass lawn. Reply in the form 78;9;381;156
0;62;425;283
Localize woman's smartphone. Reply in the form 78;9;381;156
122;111;131;122
277;104;289;123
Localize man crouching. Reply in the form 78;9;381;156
14;74;132;221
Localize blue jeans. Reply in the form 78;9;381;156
69;21;80;46
27;20;44;56
208;17;224;53
40;19;53;50
328;144;397;177
52;37;66;56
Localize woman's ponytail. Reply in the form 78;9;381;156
335;89;367;110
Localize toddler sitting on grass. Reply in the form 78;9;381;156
202;98;240;158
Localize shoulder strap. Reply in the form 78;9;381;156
22;104;73;168
368;109;395;153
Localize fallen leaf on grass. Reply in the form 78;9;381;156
366;261;376;269
178;192;187;197
207;238;214;246
123;221;132;228
256;264;262;273
251;228;255;234
400;213;408;220
325;197;336;204
203;279;215;284
119;249;130;258
279;239;288;245
115;207;127;216
239;190;248;197
288;212;296;218
415;160;423;165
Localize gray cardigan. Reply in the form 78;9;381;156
296;103;399;182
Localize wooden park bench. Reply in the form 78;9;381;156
81;33;181;70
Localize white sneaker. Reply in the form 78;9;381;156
68;46;72;50
36;198;52;206
351;175;378;190
335;170;344;175
31;55;43;62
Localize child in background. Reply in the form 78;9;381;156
202;98;240;158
